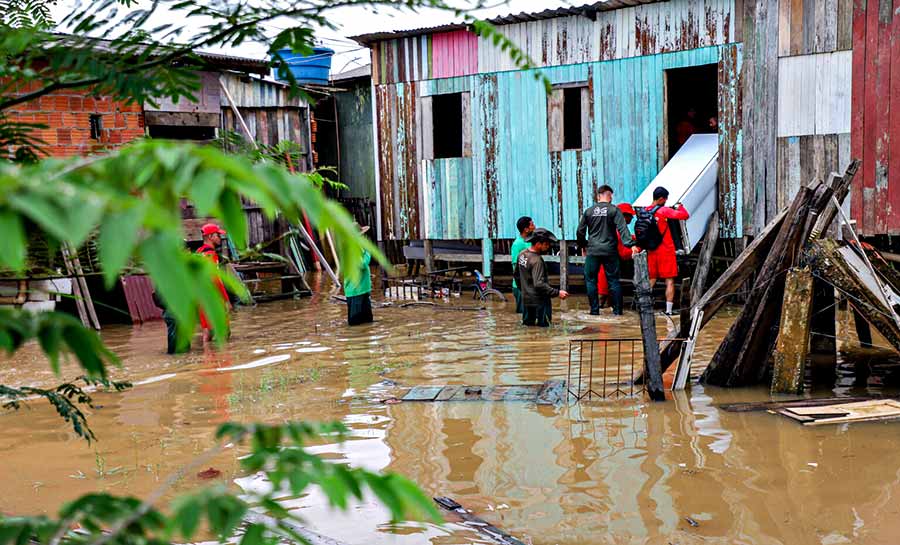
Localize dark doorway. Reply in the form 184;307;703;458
563;86;583;150
432;93;463;159
664;63;718;161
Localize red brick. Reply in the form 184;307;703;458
57;129;72;144
69;97;83;111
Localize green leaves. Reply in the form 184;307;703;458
0;210;25;270
98;201;146;288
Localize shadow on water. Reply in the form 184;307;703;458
3;277;900;544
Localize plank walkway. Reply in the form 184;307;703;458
401;380;565;404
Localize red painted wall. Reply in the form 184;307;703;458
431;30;479;79
851;0;900;235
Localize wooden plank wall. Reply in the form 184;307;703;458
741;0;780;236
850;0;900;235
777;0;853;55
777;52;852;137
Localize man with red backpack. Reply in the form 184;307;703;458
633;187;690;315
596;203;637;308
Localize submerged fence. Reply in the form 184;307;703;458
567;337;682;400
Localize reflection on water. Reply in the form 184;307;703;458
2;277;900;544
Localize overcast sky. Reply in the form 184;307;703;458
53;1;580;76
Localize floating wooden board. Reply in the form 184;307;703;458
401;380;564;405
777;399;900;426
434;497;526;545
718;396;877;412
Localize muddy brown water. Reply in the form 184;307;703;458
2;279;900;545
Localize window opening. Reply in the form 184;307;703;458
89;114;103;140
432;93;463;159
563;87;584;150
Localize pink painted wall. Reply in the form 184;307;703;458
431;30;479;79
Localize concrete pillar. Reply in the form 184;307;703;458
482;238;493;277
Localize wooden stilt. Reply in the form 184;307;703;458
853;308;873;347
423;239;434;274
634;251;665;401
559;238;568;291
481;238;493;277
771;267;814;394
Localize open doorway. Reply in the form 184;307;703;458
664;64;718;162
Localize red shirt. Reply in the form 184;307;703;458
645;205;690;253
197;244;230;329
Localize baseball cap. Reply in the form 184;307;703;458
201;223;227;236
525;227;559;243
617;203;636;216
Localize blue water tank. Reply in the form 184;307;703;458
273;47;334;85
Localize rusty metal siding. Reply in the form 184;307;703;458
374;44;743;241
476;0;737;73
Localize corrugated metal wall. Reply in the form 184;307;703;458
372;0;737;84
375;45;742;241
850;0;900;235
336;84;376;200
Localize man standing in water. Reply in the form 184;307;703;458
517;228;568;327
510;216;534;314
197;223;231;343
635;187;690;315
344;224;374;326
576;185;636;316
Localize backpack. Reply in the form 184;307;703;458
634;205;663;250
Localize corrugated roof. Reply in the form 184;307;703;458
351;0;666;44
331;63;371;82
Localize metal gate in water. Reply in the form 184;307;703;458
567;337;680;400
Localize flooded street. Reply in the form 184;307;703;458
3;278;900;545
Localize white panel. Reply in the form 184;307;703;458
778;51;852;137
633;134;719;251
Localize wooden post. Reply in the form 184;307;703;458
634;251;665;401
62;244;100;330
559;238;568;291
481;238;493;277
690;212;719;307
853;309;873;347
423;239;434;274
771;268;814;394
61;247;90;328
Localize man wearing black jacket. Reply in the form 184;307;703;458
517;228;569;327
576;185;637;316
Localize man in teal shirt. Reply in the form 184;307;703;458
511;216;534;314
344;225;373;326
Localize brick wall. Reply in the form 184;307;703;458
5;81;145;157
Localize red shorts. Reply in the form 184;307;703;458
647;248;678;280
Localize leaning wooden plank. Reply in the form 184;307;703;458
690;212;720;306
718;396;876;412
402;386;444;401
672;308;703;390
805;240;900;352
702;186;815;386
771;267;815;394
433;497;526;545
695;209;788;328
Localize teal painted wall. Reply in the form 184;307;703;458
376;44;743;241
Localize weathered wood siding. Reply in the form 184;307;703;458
375;45;744;241
850;0;900;235
776;134;852;210
372;0;737;84
219;73;308;108
777;51;852;137
777;0;854;56
335;84;376;200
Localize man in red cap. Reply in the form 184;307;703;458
198;223;231;342
596;203;637;308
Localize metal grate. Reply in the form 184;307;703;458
566;337;681;400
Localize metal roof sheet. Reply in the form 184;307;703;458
351;0;666;44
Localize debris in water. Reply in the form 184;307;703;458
685;516;700;528
382;397;402;405
197;467;222;479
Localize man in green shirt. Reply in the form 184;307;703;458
344;225;373;326
510;216;534;314
517;228;569;327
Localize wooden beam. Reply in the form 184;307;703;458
772;267;814;394
690;212;720;307
423;239;435;273
559;238;568;291
634;252;665;401
143;111;220;127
